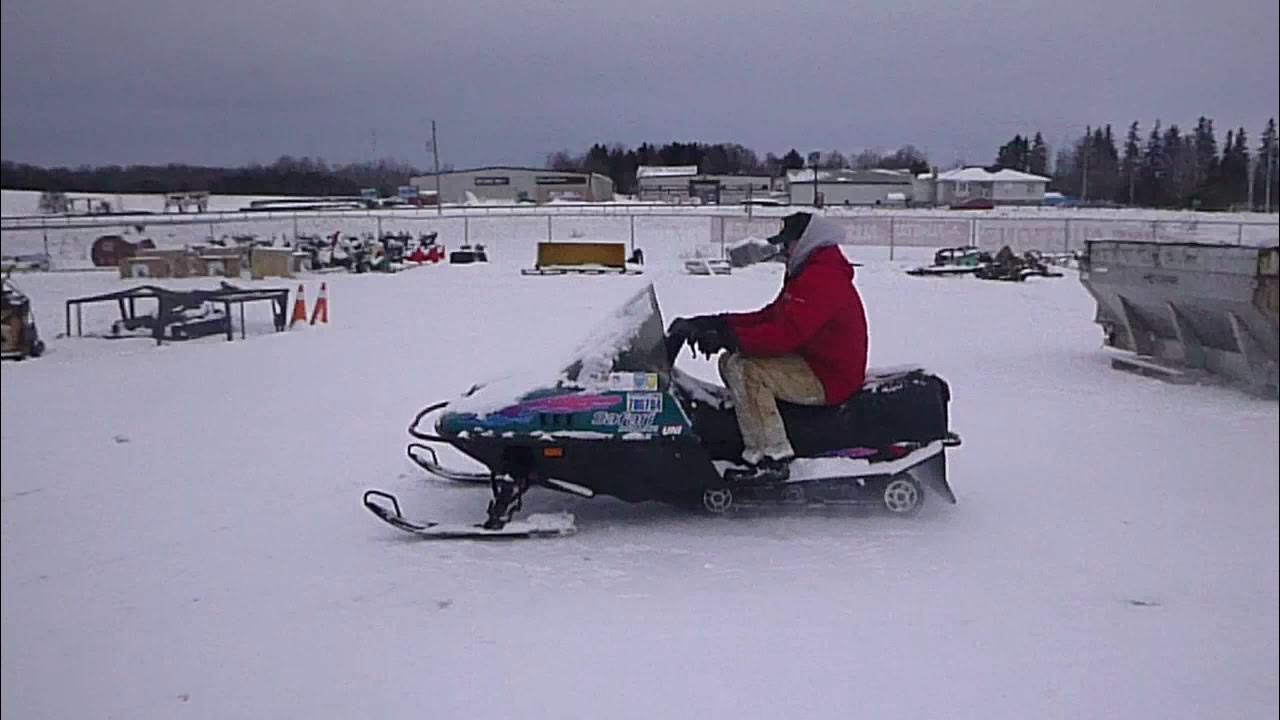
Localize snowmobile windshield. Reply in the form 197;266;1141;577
446;284;671;418
561;283;670;385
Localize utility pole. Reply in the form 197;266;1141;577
1267;139;1275;214
1081;146;1089;204
808;151;821;208
430;120;442;216
1248;154;1256;211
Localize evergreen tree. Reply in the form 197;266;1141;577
1093;125;1120;203
1163;125;1197;208
995;134;1030;170
1028;133;1049;176
1191;117;1219;207
1119;121;1141;204
780;149;805;171
1138;121;1165;207
1217;129;1249;208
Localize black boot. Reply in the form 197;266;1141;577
725;455;792;486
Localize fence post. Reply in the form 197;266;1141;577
889;216;895;261
292;213;299;243
464;215;470;244
629;214;636;253
719;215;726;258
1151;221;1158;241
1064;219;1070;253
376;216;382;240
547;215;553;241
1237;223;1244;245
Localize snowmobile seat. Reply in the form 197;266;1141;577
680;367;953;462
777;367;952;453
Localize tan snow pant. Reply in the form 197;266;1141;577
718;353;826;465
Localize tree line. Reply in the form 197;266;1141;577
994;117;1278;211
6;119;1276;211
0;156;425;197
545;142;932;195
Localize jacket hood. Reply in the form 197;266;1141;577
786;215;846;277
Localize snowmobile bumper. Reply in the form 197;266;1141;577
406;401;493;484
911;445;957;504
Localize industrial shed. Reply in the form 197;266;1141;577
410;167;614;204
786;168;916;206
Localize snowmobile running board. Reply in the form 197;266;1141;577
362;490;576;539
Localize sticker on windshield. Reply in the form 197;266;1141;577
607;372;659;391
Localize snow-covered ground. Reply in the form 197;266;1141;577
2;247;1277;719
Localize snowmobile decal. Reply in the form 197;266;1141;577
590;411;659;432
625;392;663;413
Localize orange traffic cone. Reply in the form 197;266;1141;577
290;284;308;327
310;282;329;325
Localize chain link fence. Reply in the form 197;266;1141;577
3;206;1277;270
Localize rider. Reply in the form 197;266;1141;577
668;212;868;484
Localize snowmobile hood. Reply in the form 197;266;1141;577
786;215;846;277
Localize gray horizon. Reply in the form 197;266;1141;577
2;0;1277;171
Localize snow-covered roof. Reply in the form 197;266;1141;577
934;167;1050;183
636;165;698;178
786;168;913;184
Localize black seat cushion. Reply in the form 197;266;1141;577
678;367;952;462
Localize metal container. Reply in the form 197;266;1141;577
1079;240;1279;395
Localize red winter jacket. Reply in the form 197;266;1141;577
725;245;868;404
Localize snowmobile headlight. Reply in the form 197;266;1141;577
542;447;564;458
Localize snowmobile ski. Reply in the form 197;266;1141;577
363;490;575;539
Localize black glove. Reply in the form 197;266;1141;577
691;315;738;358
666;317;698;361
667;317;697;345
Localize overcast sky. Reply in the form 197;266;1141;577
2;0;1277;170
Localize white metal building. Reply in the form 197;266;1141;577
786;168;916;206
929;167;1049;206
635;165;698;202
689;174;778;204
410;167;614;204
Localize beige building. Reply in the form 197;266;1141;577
410;167;614;204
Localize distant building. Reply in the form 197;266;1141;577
785;168;916;206
409;167;614;204
636;165;698;202
689;174;780;204
926;167;1050;206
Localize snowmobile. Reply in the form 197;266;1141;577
1;274;46;360
448;243;488;264
363;285;960;539
406;233;445;264
974;246;1065;282
906;247;993;277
